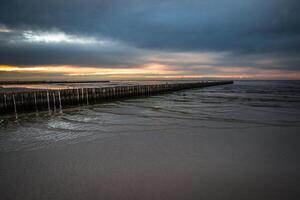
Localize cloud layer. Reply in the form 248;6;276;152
0;0;299;79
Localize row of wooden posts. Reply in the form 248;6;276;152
0;81;233;117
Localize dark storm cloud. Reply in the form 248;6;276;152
0;36;145;67
0;0;299;70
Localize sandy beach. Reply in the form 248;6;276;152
1;81;300;199
1;126;299;200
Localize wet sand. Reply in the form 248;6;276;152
1;127;299;200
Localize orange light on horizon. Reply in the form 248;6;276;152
0;65;47;72
1;64;300;80
0;64;179;76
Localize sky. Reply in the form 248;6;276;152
0;0;299;81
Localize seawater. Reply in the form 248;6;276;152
1;80;300;152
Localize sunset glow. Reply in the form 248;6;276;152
1;64;300;80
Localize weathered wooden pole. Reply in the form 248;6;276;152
12;94;18;119
58;91;62;112
53;92;56;111
46;91;50;111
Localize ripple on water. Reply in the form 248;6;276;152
1;81;300;152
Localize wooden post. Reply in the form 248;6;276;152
58;91;62;112
53;92;56;111
12;94;18;119
47;91;50;111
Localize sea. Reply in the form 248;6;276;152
0;80;300;200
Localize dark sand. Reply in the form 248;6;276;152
1;127;299;200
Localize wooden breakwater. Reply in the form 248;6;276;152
0;81;233;116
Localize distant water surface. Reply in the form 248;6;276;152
1;80;299;151
0;80;300;200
